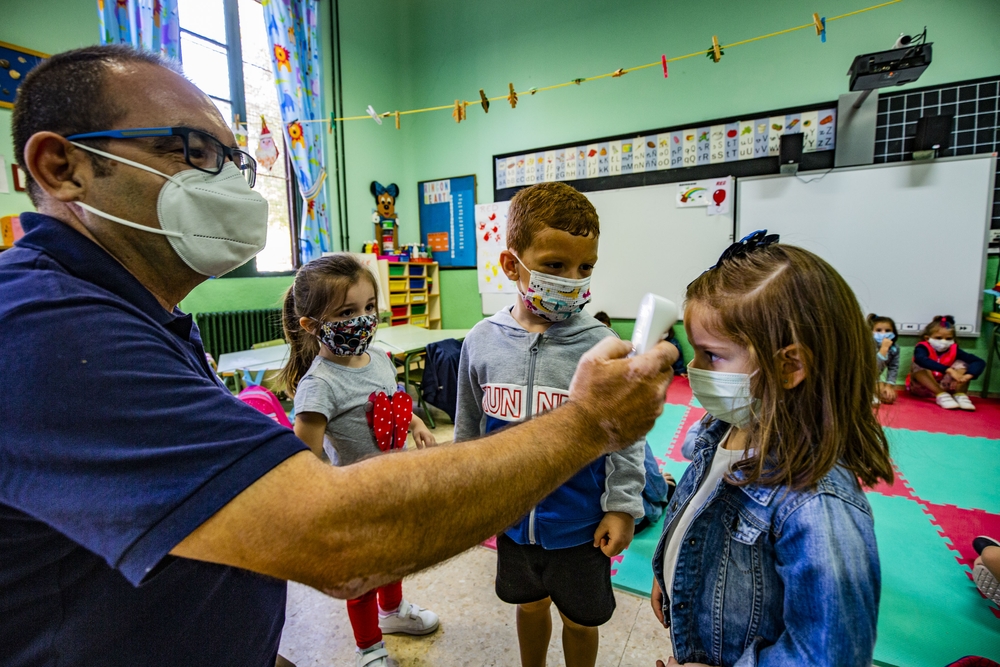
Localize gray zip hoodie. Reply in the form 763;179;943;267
455;306;646;549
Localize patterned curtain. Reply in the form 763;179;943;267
262;0;332;263
97;0;180;60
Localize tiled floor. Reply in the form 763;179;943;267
278;547;674;667
277;419;675;667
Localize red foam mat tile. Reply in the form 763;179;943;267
919;501;1000;569
877;389;1000;439
666;375;693;406
869;462;920;501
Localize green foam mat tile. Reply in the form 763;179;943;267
869;494;1000;666
886;428;1000;511
645;403;690;460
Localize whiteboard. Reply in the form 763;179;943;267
737;155;996;336
482;182;734;318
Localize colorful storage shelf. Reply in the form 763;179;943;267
376;260;442;329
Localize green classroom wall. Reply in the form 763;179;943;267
3;0;999;391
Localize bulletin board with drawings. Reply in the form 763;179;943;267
493;102;838;200
418;175;477;268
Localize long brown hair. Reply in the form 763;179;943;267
686;244;893;489
279;254;381;395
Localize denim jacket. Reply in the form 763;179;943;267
651;419;881;667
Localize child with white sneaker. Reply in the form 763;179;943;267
906;315;985;411
280;254;440;667
456;182;645;667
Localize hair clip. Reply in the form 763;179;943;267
714;229;780;268
939;316;954;329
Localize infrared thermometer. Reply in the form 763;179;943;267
630;293;679;356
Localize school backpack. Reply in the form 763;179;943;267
238;384;293;429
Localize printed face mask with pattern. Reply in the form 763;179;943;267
511;253;592;323
312;315;378;356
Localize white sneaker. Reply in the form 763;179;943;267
356;641;389;667
953;393;976;411
378;599;440;636
936;393;960;410
974;563;1000;605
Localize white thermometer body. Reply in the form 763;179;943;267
630;293;679;356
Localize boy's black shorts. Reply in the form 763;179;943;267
495;533;616;627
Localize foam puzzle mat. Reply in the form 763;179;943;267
608;377;1000;666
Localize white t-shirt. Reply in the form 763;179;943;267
663;429;751;596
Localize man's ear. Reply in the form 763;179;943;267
23;132;92;203
778;343;808;389
499;249;520;283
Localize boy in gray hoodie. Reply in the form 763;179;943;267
455;182;645;667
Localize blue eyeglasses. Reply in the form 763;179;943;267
65;126;257;188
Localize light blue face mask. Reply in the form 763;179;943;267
873;332;895;344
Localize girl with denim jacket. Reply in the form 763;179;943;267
650;232;894;667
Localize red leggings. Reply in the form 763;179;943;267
346;581;402;649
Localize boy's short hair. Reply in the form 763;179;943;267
506;182;600;255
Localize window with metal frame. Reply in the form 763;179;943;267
177;0;297;274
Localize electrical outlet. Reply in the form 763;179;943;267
901;322;921;332
991;229;1000;244
956;323;974;334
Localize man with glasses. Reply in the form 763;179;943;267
0;45;676;667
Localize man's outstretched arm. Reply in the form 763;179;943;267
172;338;677;597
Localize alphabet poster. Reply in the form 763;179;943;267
495;107;836;190
475;202;517;294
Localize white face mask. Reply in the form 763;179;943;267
928;338;953;353
511;253;592;323
70;142;268;277
687;362;760;428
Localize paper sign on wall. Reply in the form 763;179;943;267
475;202;517;294
427;232;450;252
676;181;709;207
707;176;732;216
0;156;8;195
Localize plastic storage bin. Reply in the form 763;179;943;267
410;315;428;327
410;304;426;315
389;278;407;292
409;291;428;304
388;264;406;277
408;265;425;277
409;278;426;290
389;293;407;306
391;306;408;317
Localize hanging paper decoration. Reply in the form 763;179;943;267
707;36;723;62
255;115;279;171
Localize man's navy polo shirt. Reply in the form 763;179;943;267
0;213;307;666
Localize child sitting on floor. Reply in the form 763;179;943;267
867;313;899;404
906;315;985;411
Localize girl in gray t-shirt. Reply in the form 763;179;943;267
280;254;438;667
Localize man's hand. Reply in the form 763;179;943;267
593;511;635;557
569;338;677;454
409;416;436;449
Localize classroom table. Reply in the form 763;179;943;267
216;324;470;426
